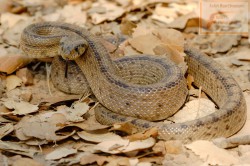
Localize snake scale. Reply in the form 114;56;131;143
20;22;247;142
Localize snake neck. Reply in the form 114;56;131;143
73;29;119;87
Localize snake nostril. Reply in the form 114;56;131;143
74;47;79;53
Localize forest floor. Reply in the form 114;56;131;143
0;0;250;165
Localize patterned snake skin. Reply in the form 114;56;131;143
20;22;247;142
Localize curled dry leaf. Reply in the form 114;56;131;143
94;137;155;154
45;147;77;160
3;98;39;115
185;140;239;165
167;98;217;123
5;75;22;91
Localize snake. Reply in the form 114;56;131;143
20;22;247;142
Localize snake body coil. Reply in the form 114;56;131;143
20;22;247;142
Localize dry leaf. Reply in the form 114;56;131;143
211;35;240;53
151;3;178;24
41;95;81;106
107;157;131;166
152;29;184;52
45;147;77;160
68;117;109;131
80;152;107;165
185;140;239;165
167;12;198;29
56;102;89;122
89;2;125;24
126;127;158;141
0;55;32;74
120;19;137;35
16;68;33;85
129;34;161;54
59;5;87;25
128;26;185;65
165;140;183;154
111;122;138;135
77;130;123;143
0;141;38;157
139;156;163;165
152;141;166;155
0;123;14;139
132;26;154;38
0;13;28;28
94;137;155;154
3;19;33;46
15;114;74;141
5;75;22;91
168;98;217;123
12;157;43;166
3;98;39;115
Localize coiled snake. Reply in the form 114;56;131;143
20;22;247;142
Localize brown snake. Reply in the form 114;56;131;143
20;22;247;142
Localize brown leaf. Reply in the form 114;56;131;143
77;130;123;143
5;75;22;91
167;12;198;29
3;98;39;115
185;140;239;165
80;152;108;165
0;123;14;139
120;19;137;35
0;55;32;74
165;140;183;154
126;127;158;142
111;122;138;135
12;157;43;166
168;98;217;123
129;34;162;54
16;68;33;85
45;147;77;160
94;137;155;154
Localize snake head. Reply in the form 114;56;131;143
59;36;88;60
